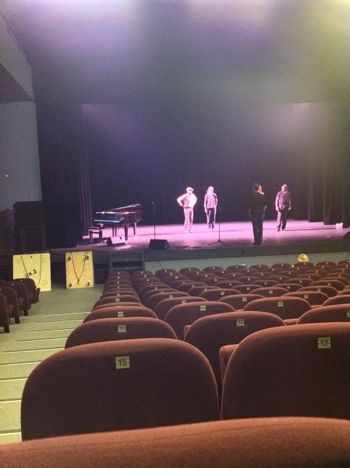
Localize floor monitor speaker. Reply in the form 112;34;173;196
149;239;170;250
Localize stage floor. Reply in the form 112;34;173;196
75;219;350;262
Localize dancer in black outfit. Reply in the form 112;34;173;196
204;186;218;230
248;183;267;245
275;184;291;231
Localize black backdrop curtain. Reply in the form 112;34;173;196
37;102;92;248
36;101;350;248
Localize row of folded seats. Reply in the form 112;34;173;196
20;260;350;443
0;277;40;333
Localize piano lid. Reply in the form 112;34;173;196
109;203;141;212
94;203;142;224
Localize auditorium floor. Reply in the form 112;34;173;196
0;284;103;444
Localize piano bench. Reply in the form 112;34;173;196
89;227;103;242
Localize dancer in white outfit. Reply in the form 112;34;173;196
177;187;197;232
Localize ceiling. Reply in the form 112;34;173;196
1;1;350;104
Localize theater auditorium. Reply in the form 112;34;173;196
1;1;350;466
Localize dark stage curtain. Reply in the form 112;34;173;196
307;104;350;227
37;102;92;248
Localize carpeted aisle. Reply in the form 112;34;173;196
0;284;102;443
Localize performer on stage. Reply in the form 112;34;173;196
248;183;267;245
204;186;218;230
177;187;197;232
275;184;291;231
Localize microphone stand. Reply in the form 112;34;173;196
152;201;156;239
208;203;227;245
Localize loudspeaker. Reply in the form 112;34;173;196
148;239;169;250
106;236;125;247
18;225;47;253
14;201;47;253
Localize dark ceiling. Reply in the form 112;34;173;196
2;1;350;104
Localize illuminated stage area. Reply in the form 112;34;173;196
112;220;347;252
63;220;350;276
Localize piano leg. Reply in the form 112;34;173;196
124;225;129;241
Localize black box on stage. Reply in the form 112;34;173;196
148;239;170;250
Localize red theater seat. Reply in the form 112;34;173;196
297;304;350;324
323;294;350;306
284;290;328;307
154;296;206;321
146;291;189;310
65;317;176;347
165;301;234;339
243;296;311;322
21;339;219;440
199;288;240;301
185;311;284;391
0;292;10;332
84;306;157;322
219;293;264;310
251;286;288;297
221;323;350;420
4;418;350;467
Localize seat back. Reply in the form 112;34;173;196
66;317;177;347
165;301;234;339
243;296;311;320
199;288;240;301
219;293;263;310
278;283;302;292
187;285;216;296
231;284;262;294
299;285;338;297
215;279;244;288
284;291;328;306
155;296;207;321
146;291;189;310
21;338;219;440
311;279;345;291
6;418;350;467
0;292;10;332
221;323;350;420
185;311;284;390
251;287;288;297
93;294;141;309
323;295;350;306
297;304;350;324
285;277;313;287
9;281;31;314
0;286;20;322
83;305;157;323
252;279;279;287
141;288;176;304
15;277;39;303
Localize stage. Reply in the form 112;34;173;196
48;219;350;277
0;219;346;283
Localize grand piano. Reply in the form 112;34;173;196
93;203;142;242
